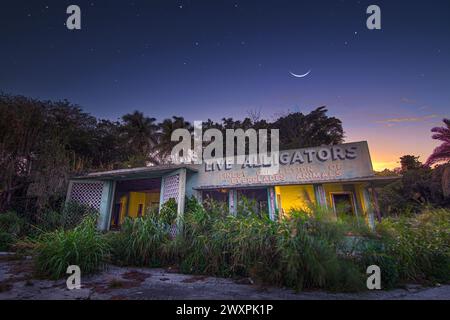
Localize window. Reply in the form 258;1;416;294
202;189;228;204
331;192;356;218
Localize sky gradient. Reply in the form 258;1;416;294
1;0;449;170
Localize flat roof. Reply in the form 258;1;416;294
72;164;198;180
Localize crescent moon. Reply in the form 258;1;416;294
289;70;311;78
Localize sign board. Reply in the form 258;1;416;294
194;141;374;188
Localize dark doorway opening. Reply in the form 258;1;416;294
331;193;356;218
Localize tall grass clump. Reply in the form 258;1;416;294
178;201;366;291
376;208;450;284
0;211;25;251
34;215;109;279
108;215;172;267
211;215;279;279
178;199;223;274
277;210;365;291
104;197;449;291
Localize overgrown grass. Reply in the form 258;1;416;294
18;197;449;291
121;201;370;291
375;208;450;284
0;211;25;251
34;215;110;279
107;215;171;267
107;200;177;267
107;199;449;291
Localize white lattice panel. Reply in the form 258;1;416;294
69;182;104;210
163;174;179;203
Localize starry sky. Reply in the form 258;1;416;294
1;0;449;170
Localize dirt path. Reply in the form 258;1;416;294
0;257;449;300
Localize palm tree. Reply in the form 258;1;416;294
425;118;450;166
157;116;192;163
121;111;159;165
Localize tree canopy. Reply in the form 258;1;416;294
0;93;344;213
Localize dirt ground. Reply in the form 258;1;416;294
0;255;449;300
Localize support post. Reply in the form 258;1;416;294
267;186;278;221
98;180;115;231
313;184;328;209
362;187;375;230
228;189;237;215
371;186;382;222
176;168;187;230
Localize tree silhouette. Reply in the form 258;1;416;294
121;111;159;165
157;116;192;163
425;118;450;166
400;155;422;172
272;106;344;150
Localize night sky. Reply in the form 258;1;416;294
1;0;449;170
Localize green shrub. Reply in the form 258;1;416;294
277;215;365;291
0;211;25;251
0;211;25;236
159;198;178;225
34;215;109;279
359;243;399;289
179;202;365;291
376;209;450;284
61;201;99;230
211;215;278;279
0;232;15;251
106;197;449;292
36;210;63;232
108;215;171;267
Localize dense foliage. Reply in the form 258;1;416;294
0;93;344;219
425;118;450;167
33;215;110;279
3;197;447;291
0;211;25;251
378;161;450;216
104;199;449;291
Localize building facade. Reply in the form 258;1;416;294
65;141;397;230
